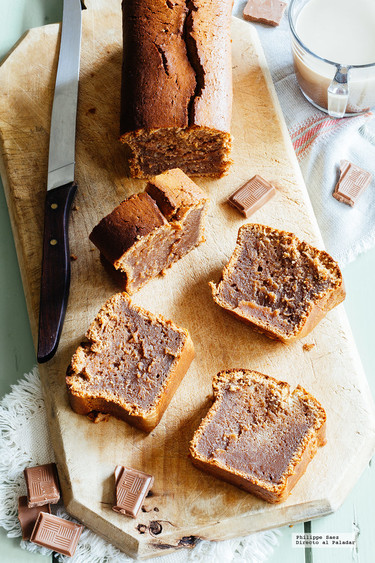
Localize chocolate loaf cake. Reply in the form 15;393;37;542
190;369;326;503
90;168;209;293
66;292;195;432
210;224;345;342
120;0;233;178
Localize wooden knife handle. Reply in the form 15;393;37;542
37;182;77;363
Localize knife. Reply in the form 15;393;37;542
37;0;82;363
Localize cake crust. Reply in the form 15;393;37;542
89;192;168;265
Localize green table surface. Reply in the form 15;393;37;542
1;1;374;562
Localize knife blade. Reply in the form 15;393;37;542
37;0;82;363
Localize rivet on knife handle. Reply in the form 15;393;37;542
37;182;77;363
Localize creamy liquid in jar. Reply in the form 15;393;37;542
292;0;375;113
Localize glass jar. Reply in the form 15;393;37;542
289;0;375;118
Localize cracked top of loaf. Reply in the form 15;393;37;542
120;0;233;133
66;292;194;423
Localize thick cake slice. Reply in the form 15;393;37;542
120;0;233;177
210;224;345;342
190;369;326;503
66;292;194;432
90;168;209;294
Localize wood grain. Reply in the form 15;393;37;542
0;0;375;559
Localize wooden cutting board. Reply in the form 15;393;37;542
1;0;375;558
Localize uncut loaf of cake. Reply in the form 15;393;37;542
210;224;345;342
190;369;326;503
66;292;194;432
120;0;233;178
90;168;209;294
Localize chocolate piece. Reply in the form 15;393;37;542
190;369;326;503
87;410;111;423
30;512;83;556
18;496;51;540
243;0;287;27
333;160;372;206
112;465;154;518
228;175;276;217
24;463;60;508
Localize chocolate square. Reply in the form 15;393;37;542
228;175;276;217
243;0;287;27
24;463;60;508
18;496;51;540
333;160;372;206
112;465;154;518
30;512;83;557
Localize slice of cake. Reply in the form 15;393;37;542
90;168;209;294
190;369;326;503
66;292;194;432
210;224;345;342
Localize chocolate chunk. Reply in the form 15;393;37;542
30;512;83;556
18;496;51;540
228;175;276;217
112;465;154;518
333;160;372;206
243;0;287;27
24;463;60;508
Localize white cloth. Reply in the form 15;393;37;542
234;0;375;267
0;368;280;562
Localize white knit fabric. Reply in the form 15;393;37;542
0;368;281;562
